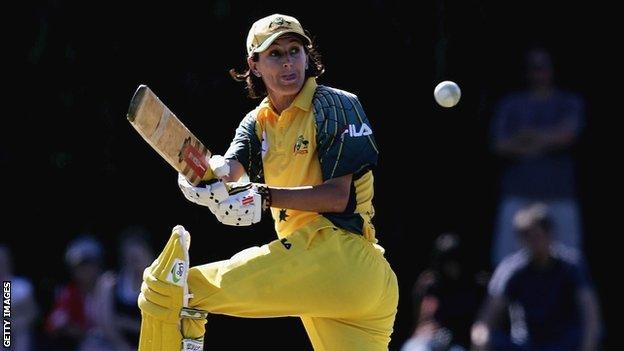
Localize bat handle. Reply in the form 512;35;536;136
201;168;216;182
198;168;233;192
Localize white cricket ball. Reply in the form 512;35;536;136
434;80;461;108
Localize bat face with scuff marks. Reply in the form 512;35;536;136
126;85;215;185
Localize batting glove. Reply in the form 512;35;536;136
215;183;272;226
177;174;229;214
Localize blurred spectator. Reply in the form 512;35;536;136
44;236;104;350
401;233;487;351
82;226;154;351
0;245;38;351
490;47;585;265
471;203;601;351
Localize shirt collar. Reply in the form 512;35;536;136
292;77;317;112
259;77;317;113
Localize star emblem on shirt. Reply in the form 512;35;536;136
279;209;289;222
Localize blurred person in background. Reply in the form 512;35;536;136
44;236;104;351
0;245;38;351
471;203;601;351
401;233;487;351
489;47;586;265
81;226;154;351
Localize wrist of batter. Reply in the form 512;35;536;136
254;184;272;210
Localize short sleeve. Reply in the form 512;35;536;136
224;110;264;182
488;253;526;298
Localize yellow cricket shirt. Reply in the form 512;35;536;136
225;78;379;241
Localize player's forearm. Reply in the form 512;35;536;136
496;124;577;157
222;159;246;182
534;129;577;153
269;176;351;213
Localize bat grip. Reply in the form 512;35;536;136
201;168;216;182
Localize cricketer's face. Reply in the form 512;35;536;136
253;35;308;99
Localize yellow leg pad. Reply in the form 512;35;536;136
138;225;196;350
138;312;181;351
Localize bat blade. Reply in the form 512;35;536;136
127;85;215;185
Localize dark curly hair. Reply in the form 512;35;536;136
229;34;325;99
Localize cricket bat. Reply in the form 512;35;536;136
126;85;215;186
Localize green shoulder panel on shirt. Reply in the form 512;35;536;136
312;85;379;181
224;109;264;182
313;86;379;236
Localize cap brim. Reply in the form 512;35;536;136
252;30;312;55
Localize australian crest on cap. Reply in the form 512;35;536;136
269;16;292;30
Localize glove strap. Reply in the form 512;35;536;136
180;307;208;320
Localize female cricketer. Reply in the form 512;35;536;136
137;13;398;351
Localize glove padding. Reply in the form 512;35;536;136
177;174;229;214
215;182;269;226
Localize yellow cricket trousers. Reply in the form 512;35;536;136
186;223;398;350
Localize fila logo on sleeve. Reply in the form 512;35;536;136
341;123;372;138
